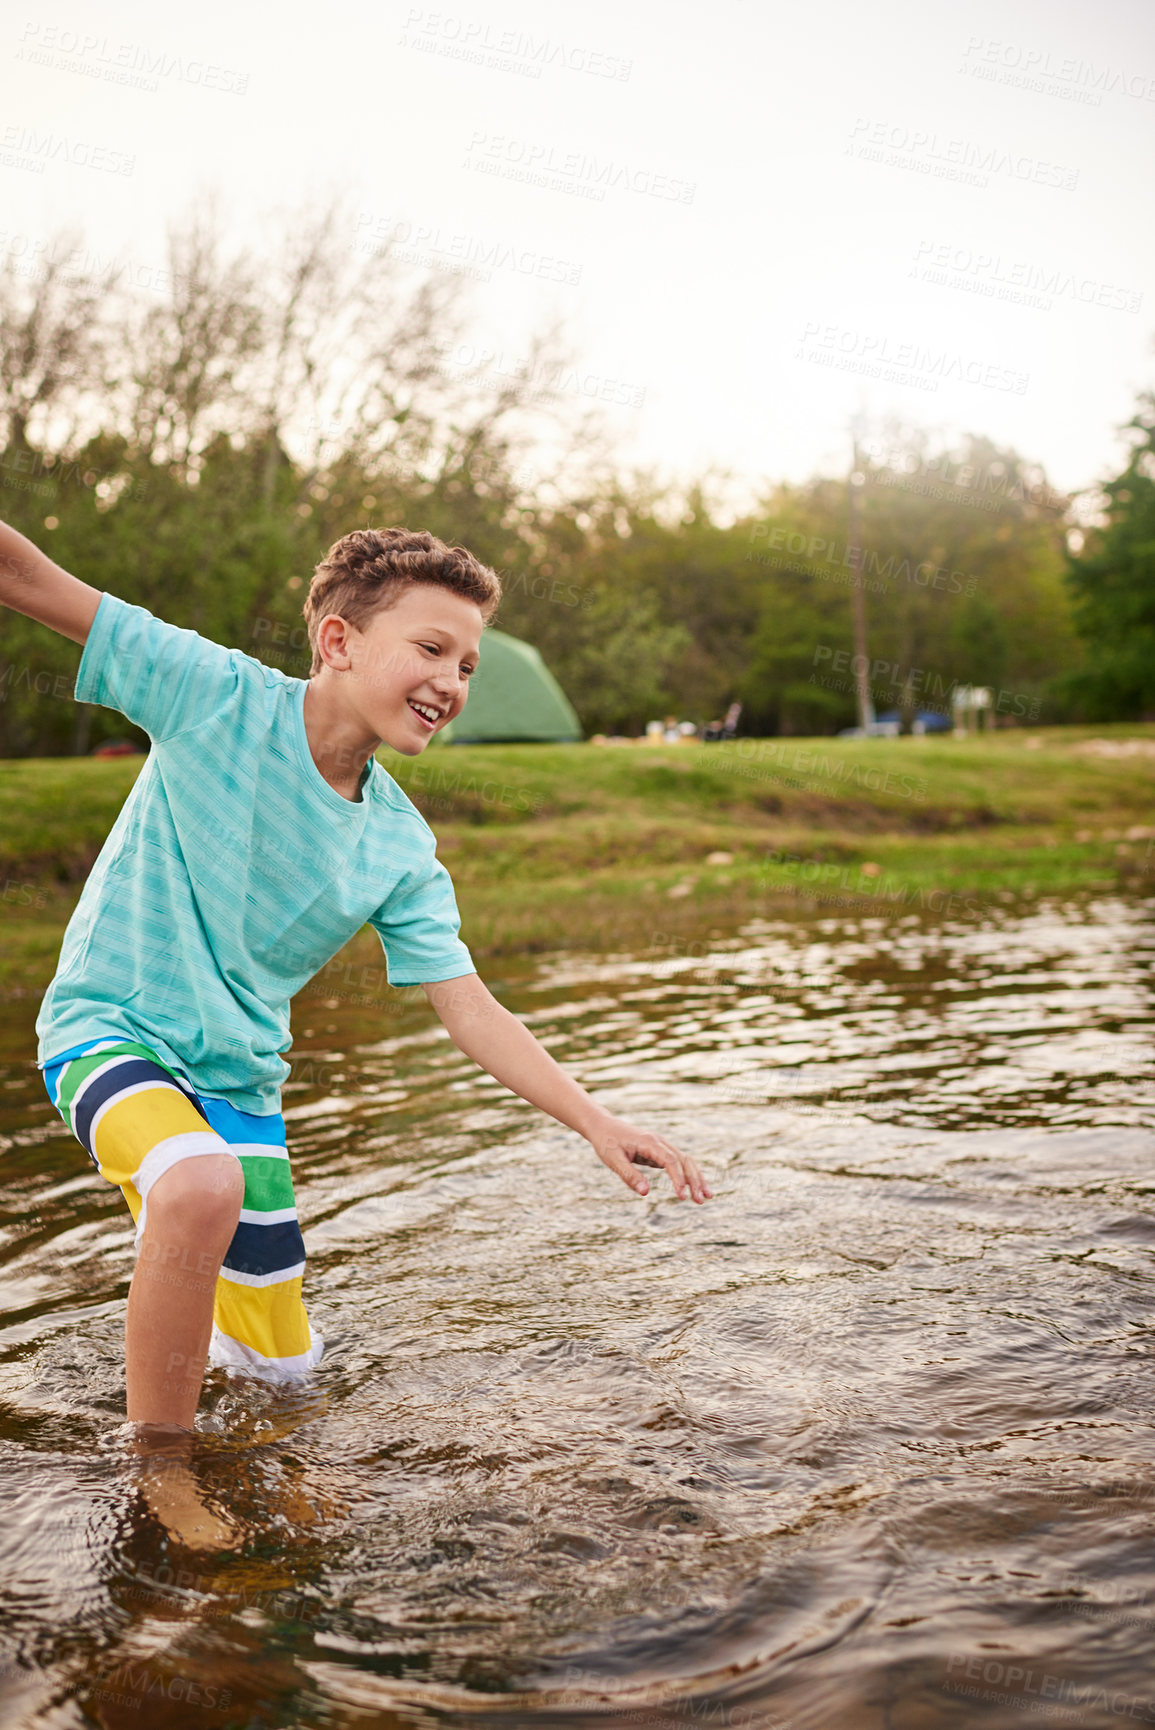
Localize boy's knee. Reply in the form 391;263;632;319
147;1154;244;1238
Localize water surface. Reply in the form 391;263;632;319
1;895;1154;1728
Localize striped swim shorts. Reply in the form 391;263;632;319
41;1036;322;1380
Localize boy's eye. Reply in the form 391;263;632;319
421;643;475;677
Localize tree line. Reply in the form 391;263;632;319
0;207;1146;754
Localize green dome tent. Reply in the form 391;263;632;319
440;627;582;744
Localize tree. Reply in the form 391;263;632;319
1064;388;1155;719
0;236;109;452
0;210;586;752
736;430;1078;733
546;585;690;735
0;207;1097;754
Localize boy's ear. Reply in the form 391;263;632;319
316;614;356;669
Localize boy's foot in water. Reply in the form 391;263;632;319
128;1423;239;1551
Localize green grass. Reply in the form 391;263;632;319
2;726;1154;1004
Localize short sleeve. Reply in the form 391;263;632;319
368;844;475;987
76;592;242;743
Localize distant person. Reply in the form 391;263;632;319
0;521;712;1545
703;701;742;742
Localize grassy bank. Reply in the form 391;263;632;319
2;726;1154;1001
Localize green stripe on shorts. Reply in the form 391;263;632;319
235;1153;298;1213
55;1040;170;1119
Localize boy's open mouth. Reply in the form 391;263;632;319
408;700;443;729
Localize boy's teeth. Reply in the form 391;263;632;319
410;701;439;722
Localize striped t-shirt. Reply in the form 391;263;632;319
36;592;475;1114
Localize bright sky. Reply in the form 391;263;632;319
3;0;1153;506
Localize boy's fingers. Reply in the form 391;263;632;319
647;1143;713;1203
598;1128;713;1202
652;1145;690;1195
601;1145;651;1195
630;1136;701;1201
680;1154;713;1201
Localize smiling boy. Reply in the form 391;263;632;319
0;522;710;1528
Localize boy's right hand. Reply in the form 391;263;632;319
588;1114;713;1203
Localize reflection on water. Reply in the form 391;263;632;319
1;895;1154;1728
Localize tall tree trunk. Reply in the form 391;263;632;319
73;702;91;755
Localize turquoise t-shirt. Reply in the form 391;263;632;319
36;593;476;1114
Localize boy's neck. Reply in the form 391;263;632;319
302;678;378;803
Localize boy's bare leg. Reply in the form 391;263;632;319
126;1152;243;1426
125;1154;244;1548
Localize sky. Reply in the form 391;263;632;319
3;0;1154;509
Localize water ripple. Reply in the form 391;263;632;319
0;896;1153;1726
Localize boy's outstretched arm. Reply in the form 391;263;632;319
0;517;103;644
423;973;713;1203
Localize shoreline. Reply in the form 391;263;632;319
2;727;1153;1011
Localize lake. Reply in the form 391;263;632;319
1;893;1154;1728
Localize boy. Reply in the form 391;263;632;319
0;521;711;1541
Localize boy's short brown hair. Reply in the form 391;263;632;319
302;527;501;676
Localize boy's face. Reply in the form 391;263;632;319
343;583;484;755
